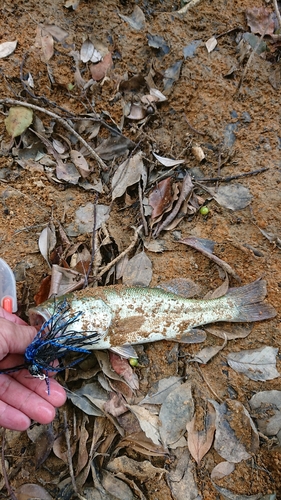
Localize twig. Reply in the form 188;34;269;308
84;194;98;287
184;114;205;136
153;173;194;238
273;0;281;30
0;98;108;171
194;167;268;183
138;181;148;236
215;147;222;192
196;362;223;403
63;411;78;495
234;22;270;96
1;431;18;500
96;225;142;279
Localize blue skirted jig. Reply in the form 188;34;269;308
0;300;100;393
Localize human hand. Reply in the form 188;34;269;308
0;308;66;431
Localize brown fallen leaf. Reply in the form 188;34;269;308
122;251;152;287
148;177;173;220
186;401;216;464
211;461;235;480
159;380;194;446
107;456;166;482
90;52;113;81
117;431;166;457
104;392;128;417
246;7;275;36
76;414;89;475
109;352;139;390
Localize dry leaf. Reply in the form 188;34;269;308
70;150;90;178
202;183;253;211
168;447;200;500
206;36;217;53
140;377;182;405
0;40;17;58
126;103;147;120
227;346;279;381
210;399;259;463
48;264;85;296
148;177;173;220
127;405;162;446
65;202;110;236
107;456;166;482
186;402;216;464
76;415;89;474
38;223;56;268
249;390;281;437
80;39;102;63
5;107;33;138
43;24;69;41
159;380;194;446
153;152;185;167
192;335;227;364
122;251;152;287
40;31;54;62
212;483;263;500
246;7;275;36
111;151;147;200
15;484;53;500
119;5;146;30
109;352;139;390
90;52;113;81
104;392;128;417
211;461;235;480
101;470;134;499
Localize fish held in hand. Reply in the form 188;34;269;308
29;279;276;357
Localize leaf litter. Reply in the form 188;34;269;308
0;0;280;498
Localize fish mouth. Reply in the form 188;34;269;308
29;307;51;330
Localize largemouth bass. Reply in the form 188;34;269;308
29;280;276;357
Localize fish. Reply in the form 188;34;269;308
29;279;276;358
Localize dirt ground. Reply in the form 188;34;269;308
0;0;281;499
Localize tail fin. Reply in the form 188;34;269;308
225;279;276;322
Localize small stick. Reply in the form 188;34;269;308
273;0;281;30
138;181;148;236
1;431;18;500
184;114;205;136
195;167;268;183
84;194;98;287
0;98;108;171
63;411;78;495
234;22;270;96
96;225;142;279
196;362;223;403
215;147;222;192
153;173;193;238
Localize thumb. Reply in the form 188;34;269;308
0;318;37;358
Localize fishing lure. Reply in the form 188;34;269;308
0;300;100;393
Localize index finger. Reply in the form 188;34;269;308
0;318;37;357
